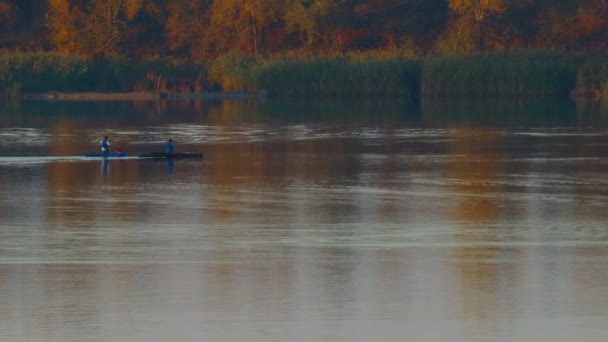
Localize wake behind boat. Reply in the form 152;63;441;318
84;151;127;158
138;152;203;159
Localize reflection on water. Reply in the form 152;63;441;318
0;98;608;342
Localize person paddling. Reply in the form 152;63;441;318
100;136;110;155
166;138;174;155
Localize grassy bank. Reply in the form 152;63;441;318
3;50;608;100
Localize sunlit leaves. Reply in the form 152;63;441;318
46;0;153;57
30;0;608;57
284;0;319;44
449;0;506;21
125;0;143;20
46;0;79;53
208;0;283;55
166;0;212;57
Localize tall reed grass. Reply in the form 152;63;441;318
0;50;88;96
575;55;608;100
421;52;584;97
247;56;421;98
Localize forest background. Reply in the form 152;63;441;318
1;0;608;98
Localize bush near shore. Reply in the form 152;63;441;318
2;50;608;100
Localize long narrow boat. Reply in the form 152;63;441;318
138;152;203;159
84;152;127;158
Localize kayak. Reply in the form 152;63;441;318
138;152;203;159
84;152;127;158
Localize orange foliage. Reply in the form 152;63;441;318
5;0;605;57
449;0;506;21
125;0;143;20
577;10;605;35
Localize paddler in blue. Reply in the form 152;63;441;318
166;139;174;155
100;136;110;155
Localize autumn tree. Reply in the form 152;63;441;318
0;0;602;58
282;0;365;54
207;0;284;56
47;0;154;57
46;0;79;53
352;0;448;53
436;0;514;54
283;0;321;49
575;0;608;48
165;0;212;58
534;0;608;49
0;1;18;32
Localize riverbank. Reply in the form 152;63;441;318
1;51;607;101
21;91;265;101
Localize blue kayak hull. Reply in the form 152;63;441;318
84;152;127;158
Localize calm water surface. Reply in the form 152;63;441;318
0;99;607;341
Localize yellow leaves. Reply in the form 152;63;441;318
47;0;69;12
47;0;151;56
208;0;284;55
450;0;505;12
480;0;505;12
285;1;315;34
242;0;281;23
125;0;143;20
449;0;506;21
46;0;79;53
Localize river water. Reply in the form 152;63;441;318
0;98;607;341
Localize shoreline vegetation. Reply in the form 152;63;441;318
1;51;607;102
21;91;265;101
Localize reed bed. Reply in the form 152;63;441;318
421;52;584;97
0;50;88;96
575;55;608;100
247;56;421;98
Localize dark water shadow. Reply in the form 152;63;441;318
1;97;607;129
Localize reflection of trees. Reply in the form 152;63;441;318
200;121;363;322
45;118;145;264
446;129;502;223
47;118;139;218
445;128;504;319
